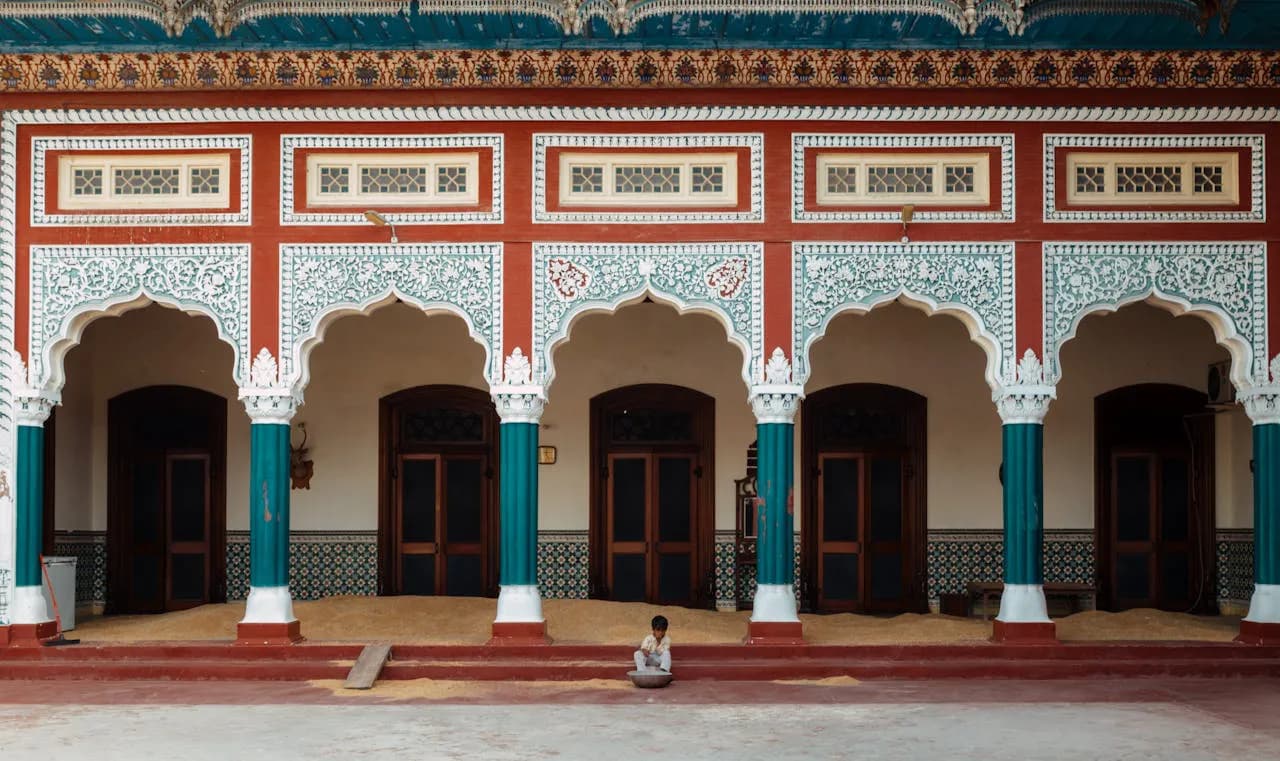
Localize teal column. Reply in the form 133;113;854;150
15;425;45;589
249;423;291;589
755;421;795;587
499;421;539;587
1002;423;1044;586
1253;423;1280;588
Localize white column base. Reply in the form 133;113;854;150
995;583;1051;623
494;585;544;623
750;583;800;623
240;585;297;624
11;585;52;625
1244;583;1280;623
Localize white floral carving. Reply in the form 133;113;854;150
280;243;502;385
239;387;300;424
705;257;749;299
533;242;763;389
504;348;533;385
28;244;251;388
31;135;251;227
994;350;1055;425
792;133;1014;223
250;348;278;388
763;348;792;385
1238;354;1280;426
532;132;763;224
792;242;1014;389
1015;348;1044;385
1043;242;1265;383
750;387;802;425
492;390;547;424
280;134;503;226
1044;134;1264;222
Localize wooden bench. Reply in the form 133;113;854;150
965;582;1095;620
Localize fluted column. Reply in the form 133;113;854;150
1238;377;1280;644
5;393;58;645
992;351;1058;644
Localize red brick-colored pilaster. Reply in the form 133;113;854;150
1267;241;1280;364
503;241;533;371
991;620;1059;645
763;242;792;364
1014;241;1044;360
235;621;304;646
746;621;804;645
488;621;550;646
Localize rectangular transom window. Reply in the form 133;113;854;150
558;153;737;206
305;153;480;207
815;153;989;206
1064;152;1239;206
57;154;231;210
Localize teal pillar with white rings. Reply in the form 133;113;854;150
1240;383;1280;644
8;395;57;641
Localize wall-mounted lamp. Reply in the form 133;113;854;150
364;210;399;244
290;422;315;490
900;204;915;244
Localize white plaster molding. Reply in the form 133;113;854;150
12;394;56;427
239;386;300;425
1244;584;1280;624
279;243;502;389
792;242;1014;392
249;347;278;388
30;134;251;226
1238;356;1280;426
503;347;533;385
750;583;800;623
792;133;1015;222
1043;133;1265;222
1043;242;1265;388
995;583;1052;623
9;584;52;625
28;244;251;391
491;386;547;424
533;242;763;390
494;585;544;623
762;347;792;385
240;585;297;624
750;385;803;425
280;133;503;225
994;349;1056;425
532;132;763;224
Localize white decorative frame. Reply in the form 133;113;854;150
279;243;503;389
28;244;252;391
532;133;763;224
792;242;1016;391
1043;134;1265;222
1043;242;1267;388
30;135;251;227
532;242;763;389
791;133;1015;223
280;134;503;225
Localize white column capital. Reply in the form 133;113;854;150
239;386;300;424
750;384;803;425
993;383;1055;425
13;392;57;427
1239;384;1280;426
491;384;547;424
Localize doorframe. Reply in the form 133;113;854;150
801;383;928;614
106;385;227;614
1094;383;1216;613
377;384;499;597
589;384;716;608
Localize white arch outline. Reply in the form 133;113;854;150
797;289;1007;393
286;288;496;393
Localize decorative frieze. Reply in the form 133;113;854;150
279;243;503;387
791;242;1015;389
533;242;763;388
1042;242;1266;383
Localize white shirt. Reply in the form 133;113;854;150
640;634;671;654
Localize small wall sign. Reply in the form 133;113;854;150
538;446;557;465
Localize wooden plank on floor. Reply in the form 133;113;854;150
343;644;392;690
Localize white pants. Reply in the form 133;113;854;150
634;649;671;672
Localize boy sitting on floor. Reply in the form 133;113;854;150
633;615;672;673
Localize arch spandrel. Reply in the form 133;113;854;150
28;244;251;393
792;242;1015;392
531;242;764;391
280;243;503;391
1044;242;1266;390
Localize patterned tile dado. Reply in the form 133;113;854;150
927;530;1095;602
52;532;107;607
226;531;376;601
536;532;591;600
1218;530;1254;605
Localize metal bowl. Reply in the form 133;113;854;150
627;670;674;689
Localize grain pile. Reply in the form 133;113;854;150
308;678;629;700
773;676;861;687
1055;609;1239;642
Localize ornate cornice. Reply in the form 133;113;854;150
750;385;803;425
0;49;1276;92
1239;356;1280;426
239;386;300;424
12;393;56;427
993;350;1055;425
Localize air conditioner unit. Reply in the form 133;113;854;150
1207;360;1235;406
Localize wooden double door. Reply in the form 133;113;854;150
803;384;927;614
108;386;226;614
1096;384;1215;613
379;386;498;597
591;385;714;608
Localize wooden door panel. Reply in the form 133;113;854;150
654;455;696;605
818;454;862;611
442;455;486;597
165;453;211;611
607;455;650;600
1111;453;1156;609
129;452;165;613
397;455;439;596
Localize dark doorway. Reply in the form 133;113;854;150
590;384;715;608
1095;384;1216;613
802;384;927;614
379;385;498;597
107;386;227;614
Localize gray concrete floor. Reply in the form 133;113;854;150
2;695;1279;760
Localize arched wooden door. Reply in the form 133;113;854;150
802;384;927;614
590;385;715;608
1095;384;1215;613
379;385;499;598
108;386;227;614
